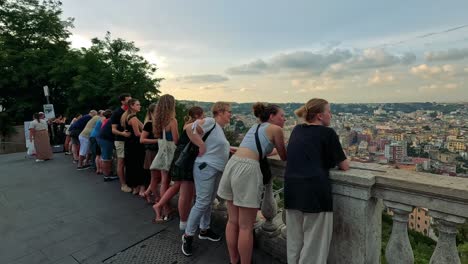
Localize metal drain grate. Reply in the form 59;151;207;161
103;230;199;264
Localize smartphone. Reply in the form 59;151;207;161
198;162;207;170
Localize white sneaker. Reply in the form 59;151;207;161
120;184;132;193
35;159;44;162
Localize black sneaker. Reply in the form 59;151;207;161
181;235;193;256
104;176;119;182
77;165;90;170
198;229;221;242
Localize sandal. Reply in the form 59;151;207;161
143;192;153;204
152;218;168;224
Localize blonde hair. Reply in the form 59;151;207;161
211;101;231;117
121;99;139;128
153;94;176;138
184;106;204;125
295;98;329;122
144;103;157;124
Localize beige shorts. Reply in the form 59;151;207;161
217;156;264;208
114;141;125;159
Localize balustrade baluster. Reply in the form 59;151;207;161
261;182;279;236
429;211;465;264
384;201;414;264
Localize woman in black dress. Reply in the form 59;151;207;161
121;99;148;196
141;103;160;203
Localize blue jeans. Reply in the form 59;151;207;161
185;162;222;236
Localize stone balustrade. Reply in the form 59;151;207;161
250;158;468;264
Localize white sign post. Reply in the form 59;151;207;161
43;104;55;119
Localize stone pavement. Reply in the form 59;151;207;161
0;153;281;264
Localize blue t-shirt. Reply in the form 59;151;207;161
90;119;102;138
98;119;114;141
69;114;92;132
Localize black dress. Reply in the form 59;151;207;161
284;124;346;213
125;116;150;188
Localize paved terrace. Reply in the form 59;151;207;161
0;153;280;264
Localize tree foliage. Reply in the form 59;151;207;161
0;0;73;121
0;0;162;124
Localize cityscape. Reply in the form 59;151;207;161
182;100;468;239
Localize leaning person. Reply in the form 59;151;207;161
111;93;132;192
97;109;118;181
217;102;287;264
140;103;160;203
284;98;349;264
153;106;204;229
77;110;100;170
181;102;232;257
121;98;147;196
151;94;179;221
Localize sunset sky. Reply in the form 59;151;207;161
61;0;468;103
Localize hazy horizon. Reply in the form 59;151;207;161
60;0;468;103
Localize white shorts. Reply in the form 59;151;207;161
78;135;90;156
217;155;263;208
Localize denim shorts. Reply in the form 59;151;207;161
97;138;114;161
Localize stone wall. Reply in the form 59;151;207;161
0;125;26;154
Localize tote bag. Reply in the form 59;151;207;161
150;129;176;171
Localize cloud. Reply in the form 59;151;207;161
418;83;458;92
425;48;468;61
271;49;352;71
410;64;458;79
176;74;229;83
227;48;416;78
348;49;415;69
225;59;269;75
367;70;395;85
444;83;458;89
198;84;228;90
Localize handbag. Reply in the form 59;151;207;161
174;124;216;168
150;129;177;171
255;124;273;185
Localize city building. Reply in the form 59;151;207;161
384;141;407;163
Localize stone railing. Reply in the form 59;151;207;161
248;158;468;264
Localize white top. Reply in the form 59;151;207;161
194;117;230;172
29;119;48;131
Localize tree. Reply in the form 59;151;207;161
0;0;73;121
0;1;163;122
175;101;188;133
68;32;162;114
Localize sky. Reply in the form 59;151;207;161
61;0;468;103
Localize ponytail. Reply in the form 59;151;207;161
295;98;329;122
252;102;280;122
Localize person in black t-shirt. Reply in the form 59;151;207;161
111;93;132;193
284;98;349;264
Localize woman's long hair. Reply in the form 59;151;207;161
144;103;157;124
153;94;175;138
120;99;139;128
184;106;204;125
